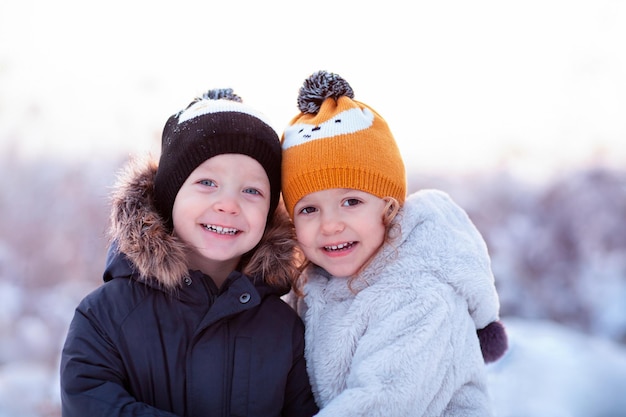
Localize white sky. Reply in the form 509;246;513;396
1;0;625;182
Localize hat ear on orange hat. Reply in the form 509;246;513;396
281;70;406;218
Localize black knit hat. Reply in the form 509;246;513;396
154;88;282;230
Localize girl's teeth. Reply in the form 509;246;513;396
325;242;354;251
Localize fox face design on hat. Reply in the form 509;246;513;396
281;71;407;218
283;106;375;148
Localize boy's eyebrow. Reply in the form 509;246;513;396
245;174;271;187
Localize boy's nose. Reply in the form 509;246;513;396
214;192;240;214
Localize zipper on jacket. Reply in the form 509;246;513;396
222;320;232;417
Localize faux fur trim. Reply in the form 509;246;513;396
108;156;298;291
393;190;501;329
242;203;301;292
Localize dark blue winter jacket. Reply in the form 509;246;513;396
60;159;318;417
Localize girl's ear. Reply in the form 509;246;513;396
382;197;400;226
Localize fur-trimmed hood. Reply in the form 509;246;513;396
388;189;500;329
362;189;507;362
298;189;506;416
299;189;507;364
106;156;299;292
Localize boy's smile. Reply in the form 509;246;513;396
202;224;240;235
293;188;387;278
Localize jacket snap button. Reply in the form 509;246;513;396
239;293;251;303
183;276;192;286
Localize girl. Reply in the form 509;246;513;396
281;71;507;417
60;89;318;417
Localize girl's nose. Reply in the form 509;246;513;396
320;212;345;235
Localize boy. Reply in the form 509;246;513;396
60;89;318;417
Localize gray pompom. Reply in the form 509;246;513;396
297;71;355;114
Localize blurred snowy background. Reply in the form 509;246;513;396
1;1;626;416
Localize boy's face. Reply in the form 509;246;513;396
293;188;387;278
172;154;270;277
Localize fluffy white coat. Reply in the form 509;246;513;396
296;189;500;417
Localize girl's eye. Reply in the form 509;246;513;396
199;179;217;187
342;198;361;207
298;206;317;215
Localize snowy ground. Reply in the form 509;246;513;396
488;318;626;417
1;317;626;417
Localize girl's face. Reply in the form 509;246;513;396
293;188;387;278
172;154;270;280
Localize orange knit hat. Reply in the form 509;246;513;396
281;71;406;217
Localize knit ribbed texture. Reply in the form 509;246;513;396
154;91;281;229
281;73;406;217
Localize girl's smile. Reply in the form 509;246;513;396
323;241;357;255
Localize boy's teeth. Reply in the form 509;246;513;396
205;224;238;234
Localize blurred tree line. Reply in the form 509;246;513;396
413;166;626;343
1;150;625;376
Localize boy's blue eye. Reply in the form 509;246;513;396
199;179;217;187
243;188;261;195
299;206;317;215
